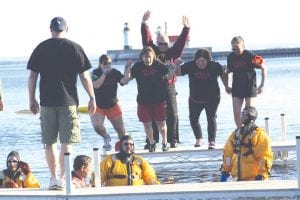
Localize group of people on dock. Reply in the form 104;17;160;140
0;11;273;189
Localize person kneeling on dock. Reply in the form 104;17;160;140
0;151;40;188
100;135;160;186
220;106;273;181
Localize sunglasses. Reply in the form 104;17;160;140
158;42;168;46
123;142;134;146
7;160;18;163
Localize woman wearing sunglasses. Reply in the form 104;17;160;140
100;135;159;186
0;151;40;188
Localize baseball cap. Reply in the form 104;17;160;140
50;16;67;31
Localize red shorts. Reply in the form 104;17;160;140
96;103;122;120
137;101;167;122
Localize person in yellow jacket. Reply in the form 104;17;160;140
100;135;160;186
220;106;272;181
0;151;40;188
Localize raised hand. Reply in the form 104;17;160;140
125;60;133;71
142;10;151;23
182;16;190;28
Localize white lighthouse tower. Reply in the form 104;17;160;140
123;22;132;50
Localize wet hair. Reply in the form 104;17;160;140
120;135;134;144
231;36;245;46
73;155;92;171
139;46;157;61
194;48;212;62
99;54;111;65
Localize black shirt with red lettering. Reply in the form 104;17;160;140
27;38;92;106
181;61;224;102
227;50;261;98
92;68;124;109
131;61;169;104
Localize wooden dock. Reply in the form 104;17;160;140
0;180;299;199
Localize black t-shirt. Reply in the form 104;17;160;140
27;38;91;106
227;50;261;98
131;60;169;104
181;61;224;102
92;68;124;109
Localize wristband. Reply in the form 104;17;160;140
90;96;95;101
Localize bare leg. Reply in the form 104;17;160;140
232;97;244;128
90;112;107;137
155;120;167;144
59;143;72;180
45;143;58;179
143;121;155;144
110;116;126;139
245;97;255;107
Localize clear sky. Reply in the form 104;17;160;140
1;0;299;59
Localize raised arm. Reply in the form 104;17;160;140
169;16;190;58
120;60;132;85
141;10;153;46
79;71;96;115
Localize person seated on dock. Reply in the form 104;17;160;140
71;155;94;189
0;151;40;188
220;106;273;181
100;135;160;186
90;54;132;151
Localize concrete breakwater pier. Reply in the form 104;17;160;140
108;47;300;64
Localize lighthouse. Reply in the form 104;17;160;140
123;22;132;50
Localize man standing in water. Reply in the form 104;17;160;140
27;16;96;190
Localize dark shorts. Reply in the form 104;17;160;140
40;106;80;144
137;101;167;122
232;85;257;98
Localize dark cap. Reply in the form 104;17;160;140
50;16;67;31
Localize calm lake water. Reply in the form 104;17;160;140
0;56;299;188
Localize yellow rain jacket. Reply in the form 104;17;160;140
222;126;273;181
100;154;160;186
0;170;40;188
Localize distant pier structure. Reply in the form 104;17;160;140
110;23;300;63
108;47;300;64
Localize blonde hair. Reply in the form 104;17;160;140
231;36;245;47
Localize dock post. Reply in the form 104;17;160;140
280;114;286;142
296;136;300;188
280;114;288;159
264;117;269;135
93;148;101;187
64;152;72;195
